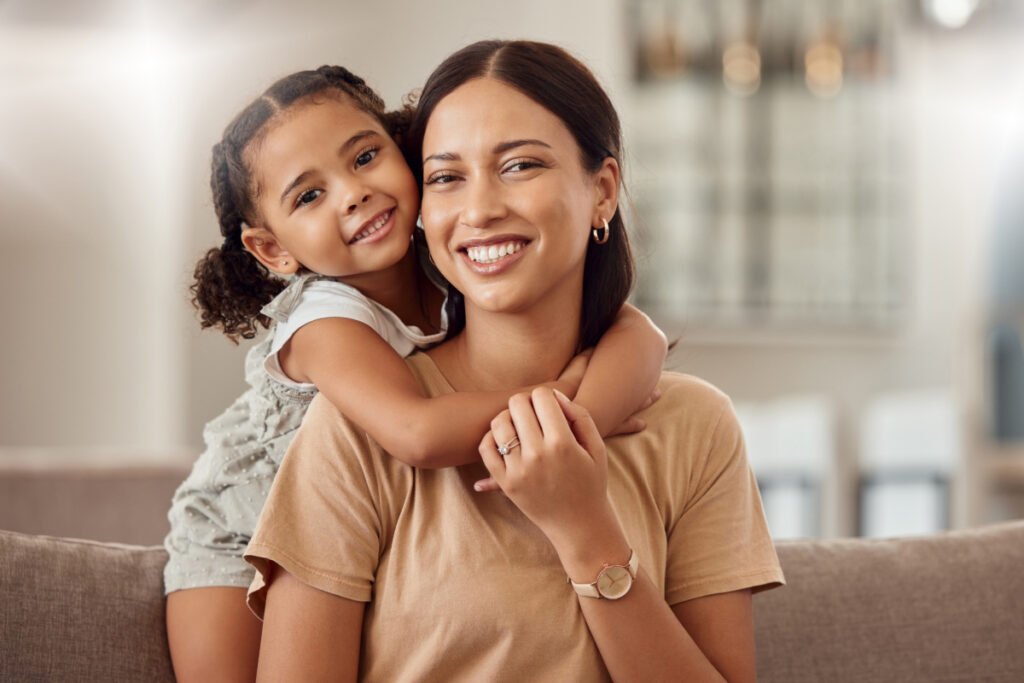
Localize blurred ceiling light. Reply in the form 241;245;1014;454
921;0;980;29
805;37;844;99
723;41;761;96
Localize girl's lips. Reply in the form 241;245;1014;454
349;209;395;245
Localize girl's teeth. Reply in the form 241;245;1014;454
467;242;523;264
353;211;391;242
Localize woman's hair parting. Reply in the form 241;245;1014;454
192;65;412;341
405;40;636;351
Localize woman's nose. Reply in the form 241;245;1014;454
460;177;506;229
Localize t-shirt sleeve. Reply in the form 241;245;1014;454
664;395;785;605
245;393;396;618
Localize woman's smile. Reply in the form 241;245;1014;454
421;77;598;312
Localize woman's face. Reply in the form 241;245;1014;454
420;77;607;315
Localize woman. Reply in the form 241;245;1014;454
245;40;784;681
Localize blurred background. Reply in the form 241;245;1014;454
2;0;1023;544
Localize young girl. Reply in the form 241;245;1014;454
164;65;667;681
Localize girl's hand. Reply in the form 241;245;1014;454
604;387;662;437
549;349;591;399
477;388;624;560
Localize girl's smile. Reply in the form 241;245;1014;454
244;96;419;281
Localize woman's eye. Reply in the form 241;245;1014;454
425;172;459;186
503;159;543;174
295;189;322;208
355;147;379;167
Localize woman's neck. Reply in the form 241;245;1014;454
431;289;582;392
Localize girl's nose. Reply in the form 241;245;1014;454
346;192;371;214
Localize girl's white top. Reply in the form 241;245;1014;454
260;272;449;390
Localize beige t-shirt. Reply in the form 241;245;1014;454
246;353;784;681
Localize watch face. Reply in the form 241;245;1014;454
596;565;633;600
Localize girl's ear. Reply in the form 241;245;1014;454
591;156;620;228
240;225;300;276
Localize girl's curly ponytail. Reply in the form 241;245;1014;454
190;65;402;343
190;141;284;342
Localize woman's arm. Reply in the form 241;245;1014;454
574;304;667;438
280;317;584;468
479;389;755;682
257;564;364;682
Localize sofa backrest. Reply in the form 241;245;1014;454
753;521;1024;682
0;530;175;682
3;522;1024;681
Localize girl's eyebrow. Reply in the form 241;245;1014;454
422;138;551;165
278;129;381;205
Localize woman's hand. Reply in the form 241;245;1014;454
477;388;627;568
472;353;593;493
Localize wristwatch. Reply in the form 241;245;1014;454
569;549;639;600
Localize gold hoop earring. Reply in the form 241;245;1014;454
591;218;610;245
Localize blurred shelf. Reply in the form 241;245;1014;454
986;449;1024;490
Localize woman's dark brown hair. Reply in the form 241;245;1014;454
192;65;411;341
405;40;635;351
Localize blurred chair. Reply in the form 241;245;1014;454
859;390;960;538
735;396;834;539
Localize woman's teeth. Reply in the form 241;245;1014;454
351;210;391;243
466;241;524;264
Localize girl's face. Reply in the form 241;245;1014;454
420;78;615;316
246;96;419;279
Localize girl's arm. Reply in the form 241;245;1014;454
574;304;668;438
279;317;584;468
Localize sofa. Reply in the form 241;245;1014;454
3;521;1024;682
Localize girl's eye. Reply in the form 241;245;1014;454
355;147;379;168
295;189;322;208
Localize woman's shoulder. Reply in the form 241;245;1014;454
653;371;734;419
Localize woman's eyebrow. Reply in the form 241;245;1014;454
493;138;551;155
423;138;552;166
278;129;379;204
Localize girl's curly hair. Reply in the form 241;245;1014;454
192;65;413;342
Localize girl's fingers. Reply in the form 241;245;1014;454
637;387;662;412
553;389;603;459
605;416;646;437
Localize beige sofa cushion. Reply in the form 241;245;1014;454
0;530;174;682
754;521;1024;682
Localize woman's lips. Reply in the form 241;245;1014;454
459;239;529;275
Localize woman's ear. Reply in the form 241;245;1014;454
591;156;620;227
240;225;300;275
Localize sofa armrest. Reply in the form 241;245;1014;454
0;530;174;682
